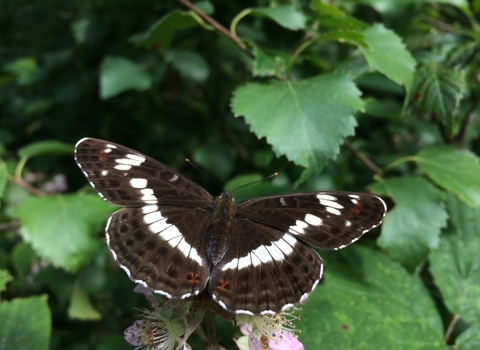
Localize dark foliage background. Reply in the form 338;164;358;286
1;0;480;349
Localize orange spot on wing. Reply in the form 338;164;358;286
351;208;361;214
187;272;200;284
217;279;229;291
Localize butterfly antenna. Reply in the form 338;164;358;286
232;172;278;193
185;158;225;192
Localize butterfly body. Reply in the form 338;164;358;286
75;138;386;315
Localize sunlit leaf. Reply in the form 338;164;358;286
369;176;448;270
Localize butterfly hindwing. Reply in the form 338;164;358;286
106;205;211;299
237;192;386;249
210;219;322;315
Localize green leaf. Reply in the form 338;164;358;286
133;10;212;51
71;18;89;44
15;194;115;273
0;160;7;201
100;56;152;99
231;73;363;181
68;280;101;320
250;5;307;30
247;41;287;77
166;49;210;83
456;325;480;349
311;1;367;30
360;24;416;92
17;140;73;159
429;194;480;326
4;57;39;85
0;295;51;350
191;142;235;182
416;145;480;208
413;63;465;133
0;269;13;294
11;242;36;289
299;246;447;349
369;176;448;270
320;30;368;48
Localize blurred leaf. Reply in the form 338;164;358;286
250;5;307;30
311;1;367;30
166;50;210;82
97;335;132;350
17;140;73;159
135;10;212;51
0;295;51;350
71;18;89;44
300;245;447;348
360;24;416;92
34;267;74;305
364;98;403;118
413;63;465;133
369;176;448;270
456;325;480;349
191;142;235;182
231;73;363;183
320;30;368;47
429;194;480;325
0;160;7;201
195;1;214;14
100;56;152;99
354;0;407;14
15;194;115;273
11;242;36;288
0;269;13;294
4;57;39;85
68;280;101;320
416;146;480;208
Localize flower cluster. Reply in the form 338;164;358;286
124;285;305;350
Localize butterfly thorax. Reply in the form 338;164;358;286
206;192;235;266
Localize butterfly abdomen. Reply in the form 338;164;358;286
206;192;236;266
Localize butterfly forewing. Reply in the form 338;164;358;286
75;138;387;315
75;138;213;207
237;192;386;249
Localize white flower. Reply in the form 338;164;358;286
234;308;304;350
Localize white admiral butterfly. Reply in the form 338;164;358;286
75;138;386;315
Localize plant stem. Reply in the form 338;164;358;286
230;8;252;39
443;314;460;344
178;0;248;52
8;175;47;197
343;141;381;175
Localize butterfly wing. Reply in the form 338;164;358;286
75;138;213;207
237;192;386;249
107;205;211;298
209;219;322;315
75;138;213;298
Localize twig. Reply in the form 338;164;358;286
178;0;248;52
453;99;479;145
343;140;381;174
8;176;47;197
289;20;319;55
443;314;460;344
0;219;21;232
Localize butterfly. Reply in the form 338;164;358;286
75;138;386;316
